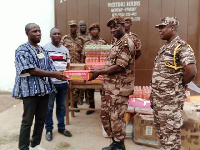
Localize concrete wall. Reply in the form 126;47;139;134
0;0;55;92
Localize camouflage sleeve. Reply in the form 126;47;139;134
134;37;141;60
82;42;87;56
115;46;132;68
133;36;141;51
130;33;141;51
60;35;66;45
178;45;196;67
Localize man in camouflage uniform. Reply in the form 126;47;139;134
78;20;90;105
78;20;90;43
89;16;135;150
81;23;108;115
61;20;84;112
150;17;197;150
124;17;141;60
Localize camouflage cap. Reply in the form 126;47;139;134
89;23;100;31
68;20;77;26
155;17;179;28
124;17;132;23
107;16;125;27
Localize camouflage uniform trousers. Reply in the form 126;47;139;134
101;90;128;142
79;89;95;107
151;98;184;150
73;88;80;103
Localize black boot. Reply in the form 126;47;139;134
113;141;126;150
74;102;80;112
78;99;83;105
86;105;95;115
102;138;115;150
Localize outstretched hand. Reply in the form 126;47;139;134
89;71;100;81
53;71;68;81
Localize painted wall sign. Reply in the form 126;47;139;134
107;1;141;21
60;0;66;3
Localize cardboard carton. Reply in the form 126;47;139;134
128;98;153;115
86;74;103;83
63;70;89;80
70;63;85;70
85;62;105;70
133;114;161;148
181;101;200;150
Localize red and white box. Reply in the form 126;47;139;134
85;62;105;70
63;70;90;80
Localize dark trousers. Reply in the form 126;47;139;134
19;95;49;150
45;83;68;131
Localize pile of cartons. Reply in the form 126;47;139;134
63;63;105;83
127;95;160;148
181;101;200;150
129;97;200;149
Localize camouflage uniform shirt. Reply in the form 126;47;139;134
127;32;141;51
61;35;83;63
78;33;90;44
151;36;196;101
103;33;135;96
112;32;141;50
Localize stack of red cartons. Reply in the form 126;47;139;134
84;45;111;83
85;45;111;63
70;63;85;70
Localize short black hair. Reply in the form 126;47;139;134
50;27;61;35
89;27;100;32
25;23;38;33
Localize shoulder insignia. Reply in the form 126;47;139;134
116;39;122;46
123;38;128;47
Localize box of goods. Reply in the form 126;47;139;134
85;63;105;83
85;45;112;63
181;101;200;150
128;97;153;115
127;106;135;113
85;62;105;70
70;63;85;70
133;86;151;100
133;114;161;148
63;70;89;81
